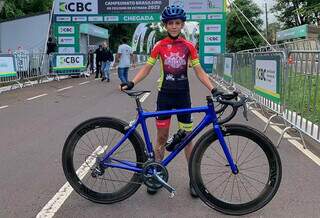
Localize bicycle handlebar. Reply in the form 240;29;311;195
214;92;248;124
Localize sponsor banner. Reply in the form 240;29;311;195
58;26;75;34
254;56;281;103
191;14;206;20
204;24;221;33
0;55;17;78
54;54;85;70
56;16;71;22
58;47;75;54
54;0;98;15
204;45;221;54
147;30;156;54
208;14;223;19
88;16;103;22
58;36;75;45
204;56;214;64
139;27;148;53
132;23;148;52
223;56;232;81
170;0;225;13
104;16;120;22
72;16;87;22
98;0;169;14
204;35;221;43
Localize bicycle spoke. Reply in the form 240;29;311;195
236;138;250;163
239;153;265;167
239;145;259;167
239;173;260;194
239;172;266;186
204;171;229;186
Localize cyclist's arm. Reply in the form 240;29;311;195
193;65;215;91
132;63;153;85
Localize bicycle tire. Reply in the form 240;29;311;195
189;124;282;215
62;117;147;204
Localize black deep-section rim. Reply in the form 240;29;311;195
191;125;281;215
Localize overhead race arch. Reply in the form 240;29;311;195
52;0;227;73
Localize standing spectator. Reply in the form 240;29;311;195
87;49;94;75
115;37;135;84
95;45;103;78
101;42;114;82
47;37;57;74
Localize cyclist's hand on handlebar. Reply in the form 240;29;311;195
211;88;224;97
120;81;134;91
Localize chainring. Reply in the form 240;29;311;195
142;161;169;189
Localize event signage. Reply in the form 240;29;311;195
170;0;224;13
98;0;169;13
254;56;281;103
54;0;98;15
54;54;85;70
223;56;233;81
0;55;17;78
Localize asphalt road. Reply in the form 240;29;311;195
0;65;319;218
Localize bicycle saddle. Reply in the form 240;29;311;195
123;90;151;97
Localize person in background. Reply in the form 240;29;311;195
46;37;57;74
101;41;114;82
94;45;104;78
114;37;135;84
87;49;94;75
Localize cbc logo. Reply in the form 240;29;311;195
59;2;93;13
60;56;81;65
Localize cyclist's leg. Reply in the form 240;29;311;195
155;91;172;161
175;92;193;161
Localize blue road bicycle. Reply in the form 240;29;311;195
62;90;282;215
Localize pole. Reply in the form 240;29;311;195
265;2;269;40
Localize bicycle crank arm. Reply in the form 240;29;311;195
153;173;176;198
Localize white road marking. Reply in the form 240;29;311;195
79;81;90;85
251;107;320;167
36;146;108;218
140;92;151;102
26;94;48;101
57;86;73;92
0;105;9;110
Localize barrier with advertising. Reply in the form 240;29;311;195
53;53;86;74
254;56;281;104
223;55;233;81
0;54;17;78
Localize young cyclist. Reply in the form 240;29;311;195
121;5;222;197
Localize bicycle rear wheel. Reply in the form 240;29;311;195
62;117;147;204
189;124;282;215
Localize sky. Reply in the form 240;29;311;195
253;0;277;27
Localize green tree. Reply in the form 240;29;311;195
0;0;53;21
227;0;264;52
272;0;320;28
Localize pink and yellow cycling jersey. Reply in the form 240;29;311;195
147;37;200;93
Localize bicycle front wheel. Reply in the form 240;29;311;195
189;124;282;215
62;117;147;204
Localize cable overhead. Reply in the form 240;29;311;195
228;0;272;47
232;4;258;48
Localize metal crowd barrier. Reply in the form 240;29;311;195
0;52;50;89
213;50;320;148
282;51;320;145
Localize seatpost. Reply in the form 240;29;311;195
135;97;142;112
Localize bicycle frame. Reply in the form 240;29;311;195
100;98;238;174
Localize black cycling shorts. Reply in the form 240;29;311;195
156;91;193;131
